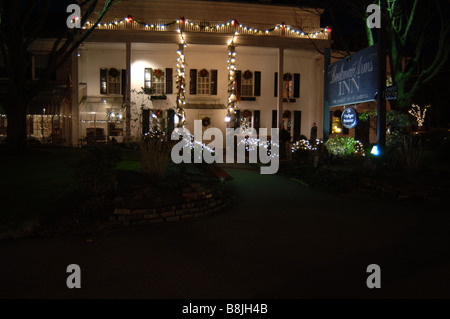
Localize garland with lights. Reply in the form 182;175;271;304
226;35;238;123
175;30;187;127
84;16;331;40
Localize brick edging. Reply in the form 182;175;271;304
110;196;230;227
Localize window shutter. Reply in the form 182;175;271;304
293;111;302;141
211;69;218;95
294;73;300;98
272;110;277;128
236;70;242;99
142;109;150;135
234;109;241;129
165;68;173;94
166;109;175;134
254;71;261;96
100;69;107;95
189;69;197;94
274;72;278;97
253;110;260;131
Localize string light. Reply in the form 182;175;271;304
175;30;187;127
226;35;238;122
85;17;330;39
408;104;430;127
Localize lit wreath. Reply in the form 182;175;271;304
199;69;209;77
109;67;120;78
154;109;163;118
243;70;253;80
242;109;252;118
202;116;211;127
154;69;163;78
283;73;292;81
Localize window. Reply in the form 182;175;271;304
283;73;293;98
189;69;217;95
197;69;210;95
144;68;172;95
274;72;300;100
236;70;260;101
100;68;121;95
241;71;253;97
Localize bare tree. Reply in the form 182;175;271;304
292;0;450;110
0;0;119;153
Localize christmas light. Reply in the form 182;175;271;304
408;104;430;127
85;17;329;39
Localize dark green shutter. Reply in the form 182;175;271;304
211;69;218;95
234;110;241;129
274;72;278;97
272;110;277;128
190;69;197;95
293;111;301;141
165;68;173;94
142;109;150;135
167;109;175;134
253;110;260;131
294;73;300;98
236;70;242;97
254;71;261;96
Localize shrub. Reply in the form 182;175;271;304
72;145;122;195
437;137;450;161
324;136;365;157
139;134;174;181
387;132;424;169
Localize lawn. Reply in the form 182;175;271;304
0;145;227;239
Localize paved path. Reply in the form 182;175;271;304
1;167;450;298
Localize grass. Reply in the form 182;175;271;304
0;145;225;239
0;146;84;239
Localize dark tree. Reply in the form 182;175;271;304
0;0;118;153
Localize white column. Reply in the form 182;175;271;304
277;48;284;128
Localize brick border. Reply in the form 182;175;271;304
110;189;230;227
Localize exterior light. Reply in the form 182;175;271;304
371;145;380;156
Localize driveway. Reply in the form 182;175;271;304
1;167;450;298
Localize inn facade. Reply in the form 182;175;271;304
1;0;332;145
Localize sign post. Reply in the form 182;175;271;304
376;2;386;153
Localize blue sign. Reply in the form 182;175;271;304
341;107;358;129
326;45;378;107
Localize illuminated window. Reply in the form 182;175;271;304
144;68;166;95
100;68;121;95
283;73;293;98
197;69;210;95
241;71;253;97
331;111;343;134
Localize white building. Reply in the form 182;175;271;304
70;0;330;145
